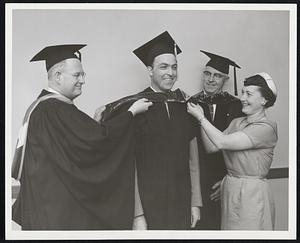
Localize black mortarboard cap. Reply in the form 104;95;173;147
200;50;241;96
133;31;182;67
30;44;86;71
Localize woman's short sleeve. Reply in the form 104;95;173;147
242;121;278;149
223;117;239;135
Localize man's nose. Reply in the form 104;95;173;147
166;67;173;75
79;75;85;84
240;93;246;101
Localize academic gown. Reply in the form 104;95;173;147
195;92;245;230
12;90;136;230
134;87;197;230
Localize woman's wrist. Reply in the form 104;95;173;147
198;115;205;124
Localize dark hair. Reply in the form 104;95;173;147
257;86;276;108
244;74;276;108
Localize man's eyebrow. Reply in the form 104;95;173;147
244;89;253;94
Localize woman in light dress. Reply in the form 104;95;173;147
187;72;278;230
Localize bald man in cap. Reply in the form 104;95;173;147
193;50;245;230
132;31;202;230
11;44;152;230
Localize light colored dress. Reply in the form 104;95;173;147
221;115;278;230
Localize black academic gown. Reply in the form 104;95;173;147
12;90;136;230
195;92;245;230
134;87;197;230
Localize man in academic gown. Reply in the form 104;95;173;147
193;50;245;230
131;31;202;230
11;44;152;230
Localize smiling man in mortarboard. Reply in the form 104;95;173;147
11;44;152;230
132;31;202;230
193;50;245;230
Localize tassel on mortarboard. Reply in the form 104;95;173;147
234;66;238;96
174;42;177;58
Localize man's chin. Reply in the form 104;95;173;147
166;84;175;91
72;91;82;99
204;88;220;96
205;91;216;96
241;107;249;115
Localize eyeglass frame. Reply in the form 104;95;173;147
203;70;228;80
59;71;86;80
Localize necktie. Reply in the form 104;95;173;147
208;104;214;121
164;102;170;118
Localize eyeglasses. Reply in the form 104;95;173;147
203;70;226;80
61;71;86;80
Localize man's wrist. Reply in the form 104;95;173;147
128;108;135;116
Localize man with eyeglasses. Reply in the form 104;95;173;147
12;44;152;230
193;50;245;230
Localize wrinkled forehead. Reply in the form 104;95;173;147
63;58;84;72
152;53;177;66
204;65;227;76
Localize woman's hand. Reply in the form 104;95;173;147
128;98;153;116
187;102;205;122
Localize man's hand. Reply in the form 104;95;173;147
132;215;147;230
210;180;222;202
93;105;106;122
128;98;153;116
191;206;201;228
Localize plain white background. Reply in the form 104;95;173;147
11;9;289;168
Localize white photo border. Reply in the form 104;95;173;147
5;3;297;240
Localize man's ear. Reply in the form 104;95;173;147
147;66;153;77
54;71;62;85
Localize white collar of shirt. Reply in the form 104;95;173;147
150;86;159;93
47;87;60;95
150;86;174;93
46;87;74;104
212;104;216;121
